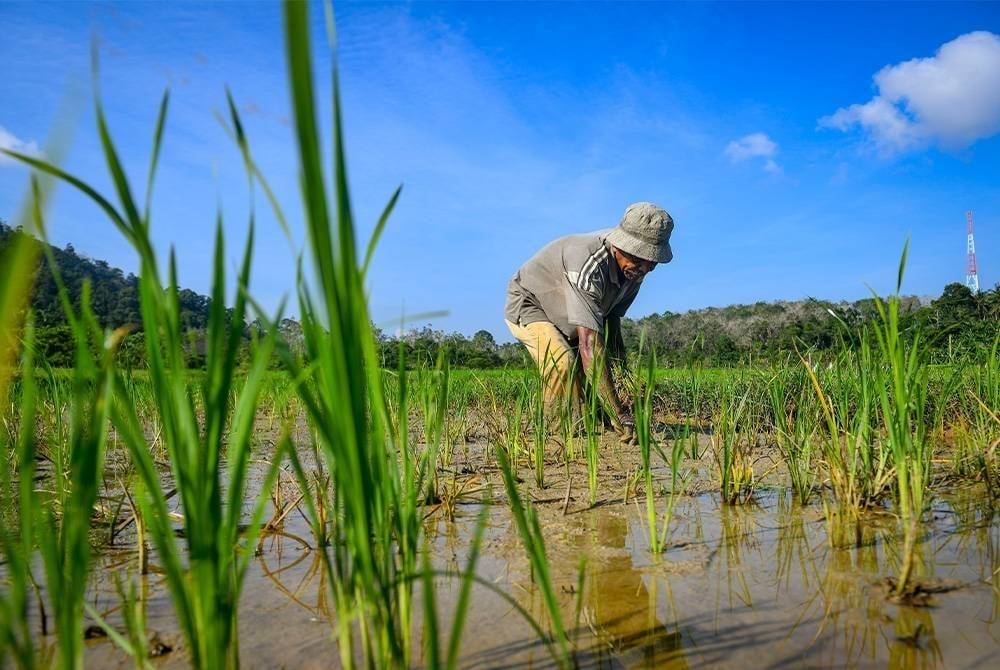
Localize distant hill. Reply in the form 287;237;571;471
1;221;213;332
1;221;216;366
622;286;998;365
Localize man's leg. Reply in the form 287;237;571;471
505;320;582;419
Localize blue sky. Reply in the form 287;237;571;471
2;1;999;340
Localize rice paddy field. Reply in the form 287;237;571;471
2;3;1000;669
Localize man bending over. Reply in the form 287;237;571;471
504;202;674;443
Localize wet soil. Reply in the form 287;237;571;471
32;430;1000;668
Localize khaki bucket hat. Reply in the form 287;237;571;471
605;202;674;263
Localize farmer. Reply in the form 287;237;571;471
504;202;674;444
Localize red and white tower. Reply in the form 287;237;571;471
966;211;980;293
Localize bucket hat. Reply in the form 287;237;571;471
605;202;673;263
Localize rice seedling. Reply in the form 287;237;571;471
33;328;115;668
583;367;602;507
479;373;528;464
526;374;548;489
417;357;450;502
495;448;573;668
556;373;580;462
7;54;286;666
967;334;1000;495
768;367;819;504
868;243;933;596
231;3;489;665
443;380;470;466
0;179;125;670
685;339;705;459
712;374;756;505
635;349;686;554
0;320;41;670
802;337;892;514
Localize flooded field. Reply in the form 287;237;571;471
21;428;1000;670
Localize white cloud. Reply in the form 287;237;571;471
725;132;780;173
820;31;1000;153
0;125;41;165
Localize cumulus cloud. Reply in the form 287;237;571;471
820;31;1000;153
725;132;780;173
0;125;41;165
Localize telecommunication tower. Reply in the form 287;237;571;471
966;211;980;293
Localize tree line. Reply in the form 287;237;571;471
622;282;1000;366
3;221;997;369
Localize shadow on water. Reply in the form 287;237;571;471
465;506;690;669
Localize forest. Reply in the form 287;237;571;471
2;220;997;369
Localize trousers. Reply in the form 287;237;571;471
504;319;584;408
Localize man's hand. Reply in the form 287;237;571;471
577;325;638;445
617;408;638;446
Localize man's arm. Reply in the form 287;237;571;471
577;325;635;439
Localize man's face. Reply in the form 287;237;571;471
612;247;657;281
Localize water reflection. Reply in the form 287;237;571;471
64;479;1000;669
502;506;689;668
256;531;331;620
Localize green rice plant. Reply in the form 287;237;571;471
581;346;609;506
417;356;450;501
0;320;41;670
637;353;661;552
495;448;573;668
768;367;818;504
478;373;528;464
711;374;756;505
108;222;282;668
868;243;932;595
635;349;686;553
526;374;547;489
443;379;470;465
233;3;461;665
0;176;67;669
506;390;530;463
33;308;118;670
9;67;285;666
0;181;123;669
557;370;579;461
802;337;892;513
685;338;705;458
968;333;1000;495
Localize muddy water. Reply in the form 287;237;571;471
68;480;1000;669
